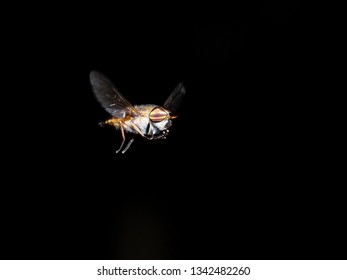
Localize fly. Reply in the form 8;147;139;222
90;71;186;153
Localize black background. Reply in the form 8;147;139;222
1;2;344;260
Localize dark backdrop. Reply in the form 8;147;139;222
1;2;344;260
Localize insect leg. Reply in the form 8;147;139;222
121;137;135;154
128;121;154;140
116;123;126;153
128;122;146;138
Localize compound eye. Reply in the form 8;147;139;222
149;107;169;122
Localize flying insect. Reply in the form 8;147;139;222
90;71;186;153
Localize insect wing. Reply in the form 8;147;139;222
90;71;139;118
163;82;186;115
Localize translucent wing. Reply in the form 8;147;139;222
90;71;139;118
163;82;186;115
